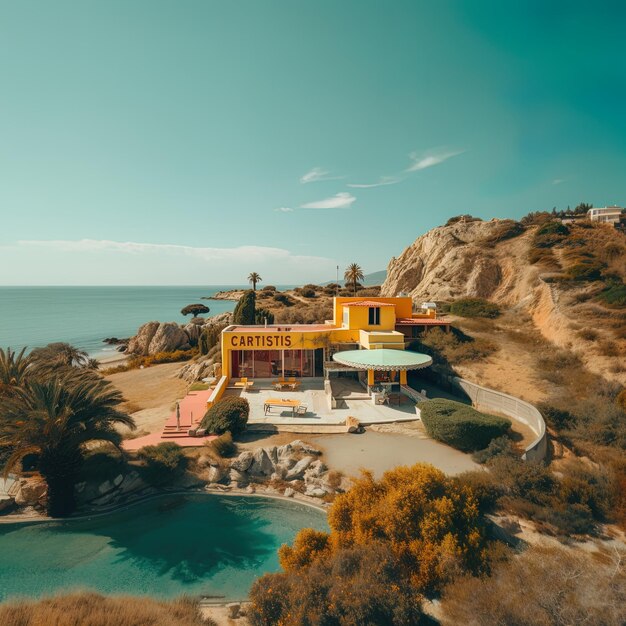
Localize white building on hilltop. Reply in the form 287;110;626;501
587;206;623;225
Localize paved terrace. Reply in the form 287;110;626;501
224;378;420;426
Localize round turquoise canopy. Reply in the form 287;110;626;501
332;349;432;371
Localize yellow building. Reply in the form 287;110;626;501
221;296;447;386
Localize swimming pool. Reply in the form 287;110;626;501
0;494;327;602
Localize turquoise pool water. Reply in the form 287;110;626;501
0;494;327;602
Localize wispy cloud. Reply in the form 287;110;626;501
300;167;345;184
552;178;566;185
300;192;356;209
406;148;465;172
347;176;402;189
274;207;294;212
16;239;325;263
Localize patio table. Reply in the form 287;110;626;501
264;398;301;416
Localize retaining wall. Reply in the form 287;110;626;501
451;377;547;462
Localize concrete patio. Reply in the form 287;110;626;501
225;378;421;426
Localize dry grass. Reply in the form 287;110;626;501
0;592;215;626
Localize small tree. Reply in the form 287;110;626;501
233;290;256;325
181;303;210;318
137;442;187;485
255;308;274;325
248;272;262;291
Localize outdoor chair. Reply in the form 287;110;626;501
296;404;307;416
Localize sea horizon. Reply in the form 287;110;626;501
0;285;294;359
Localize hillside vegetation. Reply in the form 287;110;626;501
382;213;626;385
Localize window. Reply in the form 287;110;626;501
368;307;380;325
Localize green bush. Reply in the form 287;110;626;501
568;261;604;281
273;293;295;306
420;399;511;451
254;307;274;324
137;442;187;485
450;298;500;319
261;285;276;292
233;290;256;325
209;431;235;457
598;280;626;306
472;436;516;464
200;396;249;435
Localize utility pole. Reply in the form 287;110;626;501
336;265;339;296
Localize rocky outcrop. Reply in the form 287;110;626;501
125;312;232;358
382;218;524;302
208;441;345;499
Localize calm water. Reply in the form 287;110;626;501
0;494;327;601
0;286;247;358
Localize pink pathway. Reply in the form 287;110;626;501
122;389;218;452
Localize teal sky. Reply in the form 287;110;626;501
1;0;625;285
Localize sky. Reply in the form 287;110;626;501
1;0;625;285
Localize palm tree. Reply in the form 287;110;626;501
0;347;30;398
248;272;262;291
344;263;365;296
0;371;135;516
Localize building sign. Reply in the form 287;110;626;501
229;334;294;349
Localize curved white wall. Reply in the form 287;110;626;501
452;377;547;462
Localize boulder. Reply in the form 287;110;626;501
14;479;47;506
290;440;322;456
306;460;327;478
231;451;254;472
207;465;228;484
283;487;296;498
277;444;294;462
148;322;190;354
249;448;275;477
286;456;314;481
183;322;203;346
117;471;144;495
98;480;114;495
126;321;160;356
245;485;256;494
271;466;287;481
227;603;241;619
229;468;248;487
113;474;124;487
304;486;326;498
345;416;361;433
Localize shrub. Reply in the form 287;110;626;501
450;298;500;319
577;328;599;341
617;390;626;412
440;545;626;626
420;399;511;451
249;544;425;626
199;324;226;356
299;287;316;298
0;593;214;626
599;280;626;306
137;442;187;485
254;307;274;324
454;470;504;512
273;292;295;306
319;464;491;594
537;403;577;430
209;431;235;457
472;435;517;464
200;396;249;435
568;261;604;281
232;290;256;325
261;285;276;292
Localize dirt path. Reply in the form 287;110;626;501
105;363;188;436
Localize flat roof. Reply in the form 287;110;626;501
333;349;432;371
226;324;331;332
395;317;450;326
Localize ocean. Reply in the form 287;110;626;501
0;286;251;359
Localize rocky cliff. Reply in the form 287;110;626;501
382;217;626;385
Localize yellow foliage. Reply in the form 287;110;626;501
288;463;489;594
278;528;331;572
